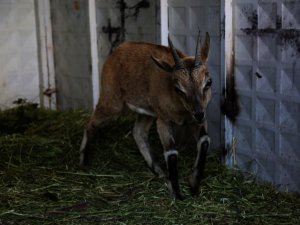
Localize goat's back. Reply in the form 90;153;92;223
99;42;186;108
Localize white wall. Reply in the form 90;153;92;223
0;0;40;108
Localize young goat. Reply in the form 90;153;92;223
80;32;212;200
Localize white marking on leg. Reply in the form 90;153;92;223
196;135;210;152
164;149;178;162
79;129;87;165
139;146;153;167
127;103;156;117
134;135;165;177
190;135;210;187
133;124;154;167
193;135;210;168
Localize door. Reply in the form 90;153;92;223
228;0;300;191
50;0;93;110
95;0;159;97
96;0;120;83
167;0;223;150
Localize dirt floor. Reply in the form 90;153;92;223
0;102;299;225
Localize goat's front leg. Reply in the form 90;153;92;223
189;125;210;195
156;119;183;200
133;115;165;178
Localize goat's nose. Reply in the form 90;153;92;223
194;112;205;123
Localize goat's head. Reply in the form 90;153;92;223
152;32;212;123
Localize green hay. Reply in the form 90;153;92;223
0;102;299;225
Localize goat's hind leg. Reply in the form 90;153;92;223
133;115;165;178
79;103;123;166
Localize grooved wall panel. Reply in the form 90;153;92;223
232;0;300;191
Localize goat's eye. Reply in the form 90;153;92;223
205;78;212;89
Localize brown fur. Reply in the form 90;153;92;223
95;42;188;123
91;41;211;125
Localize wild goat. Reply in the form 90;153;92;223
80;32;212;200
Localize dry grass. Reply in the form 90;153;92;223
0;101;299;225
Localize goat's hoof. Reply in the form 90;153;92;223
153;167;166;179
189;179;200;196
174;192;185;201
189;185;199;196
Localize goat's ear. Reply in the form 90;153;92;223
201;32;210;63
151;55;173;73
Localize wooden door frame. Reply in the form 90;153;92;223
89;0;100;109
35;0;56;109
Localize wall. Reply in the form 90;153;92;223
0;0;40;108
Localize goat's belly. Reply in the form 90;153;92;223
126;103;156;117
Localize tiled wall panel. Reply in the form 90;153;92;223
232;0;300;191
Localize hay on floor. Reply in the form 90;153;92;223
0;102;299;225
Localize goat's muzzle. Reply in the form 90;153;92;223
194;112;206;123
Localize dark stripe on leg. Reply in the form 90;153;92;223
167;153;183;200
190;136;210;195
195;140;209;181
79;127;96;166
